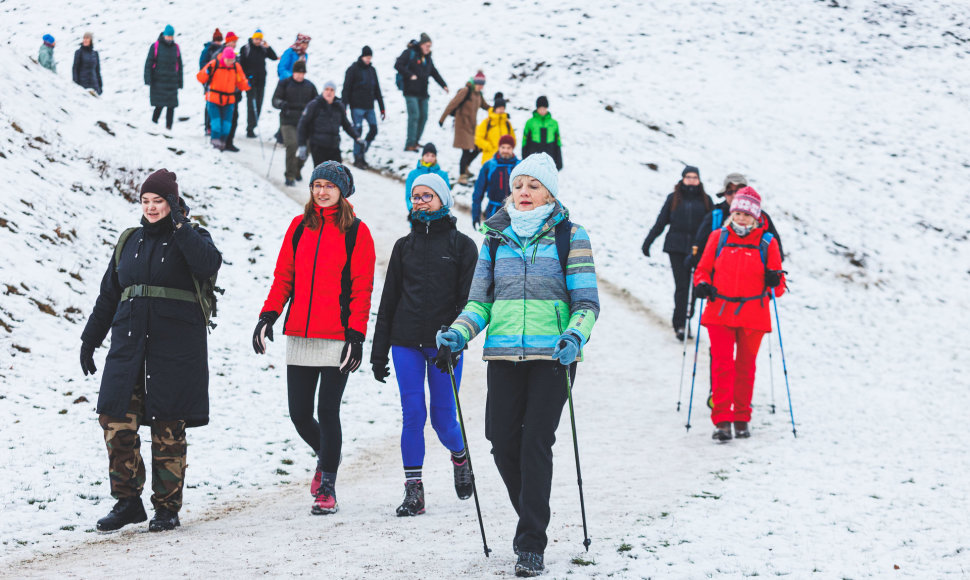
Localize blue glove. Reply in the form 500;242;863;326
551;332;582;366
436;328;466;353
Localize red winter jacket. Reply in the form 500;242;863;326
261;205;376;339
694;225;785;332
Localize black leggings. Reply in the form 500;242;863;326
286;366;349;473
668;251;692;330
459;148;481;174
152;106;175;129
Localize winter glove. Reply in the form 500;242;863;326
380;110;386;121
80;342;97;376
339;329;365;374
436;327;466;353
297;145;308;161
765;270;784;288
551;332;581;366
693;282;715;300
641;239;651;257
165;194;189;226
252;312;279;355
433;343;461;373
372;361;390;383
472;218;480;230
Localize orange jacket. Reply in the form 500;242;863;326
196;59;250;106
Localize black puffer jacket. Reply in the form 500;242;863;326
642;186;714;255
393;42;446;98
144;35;183;107
272;76;318;126
342;57;385;112
81;219;222;427
297;95;359;148
72;44;102;94
371;215;478;365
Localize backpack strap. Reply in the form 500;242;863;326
555;219;572;277
151;41;159;70
714;227;730;259
759;233;774;267
339;219;361;331
174;43;181;72
486;236;500;298
291;222;305;256
711;208;723;232
114;227;141;271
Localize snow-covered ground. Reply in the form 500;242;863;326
1;0;969;577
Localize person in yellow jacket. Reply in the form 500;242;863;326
474;93;515;166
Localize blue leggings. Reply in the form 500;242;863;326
392;346;466;467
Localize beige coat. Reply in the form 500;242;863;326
439;83;490;150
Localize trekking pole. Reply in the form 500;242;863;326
563;360;592;552
770;289;796;437
265;141;278;179
439;333;491;558
685;298;705;432
254;108;265;159
767;311;777;414
676;272;696;412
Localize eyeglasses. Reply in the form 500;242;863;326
311;183;339;192
410;192;435;203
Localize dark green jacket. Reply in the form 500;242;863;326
144;34;183;107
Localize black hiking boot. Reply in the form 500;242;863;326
148;507;181;532
224;143;240;152
675;327;686;342
284;179;296;187
452;456;473;500
515;552;545;577
395;480;425;516
712;422;733;442
96;497;147;533
246;130;256;138
734;421;751;438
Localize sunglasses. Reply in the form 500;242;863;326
410;192;436;203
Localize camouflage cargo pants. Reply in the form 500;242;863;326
98;384;187;512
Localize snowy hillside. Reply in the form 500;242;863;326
2;0;970;577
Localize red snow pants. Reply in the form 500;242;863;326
707;324;766;425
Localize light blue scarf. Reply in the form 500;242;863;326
507;202;556;241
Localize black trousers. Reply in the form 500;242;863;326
152;106;175;129
246;82;266;133
226;93;241;146
459;148;480;175
668;251;692;330
286;366;349;473
310;145;342;167
486;360;575;554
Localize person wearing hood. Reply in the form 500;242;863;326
436;152;600;577
404;143;450;211
239;30;279;138
253;161;377;516
80;169;223;533
278;33;310;81
438;70;490;184
642;166;714;341
371;172;478;518
144;25;183;130
474;93;515;166
471;134;519;229
343;45;386;169
693;187;786;441
39;34;57;73
296;80;364;166
522;96;562;170
197;46;251;150
394;33;448;151
73;32;103;95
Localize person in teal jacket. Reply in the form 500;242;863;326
39;34;56;72
436;152;599;577
404;143;450;211
521;96;563;170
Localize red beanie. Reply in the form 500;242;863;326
730;186;762;219
212;28;223;42
499;134;516;148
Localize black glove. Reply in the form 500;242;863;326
372;361;390;383
765;270;784;288
472;219;480;230
252;312;279;355
694;282;715;300
642;240;651;257
684;253;696;270
80;342;97;376
340;329;365;374
433;344;460;373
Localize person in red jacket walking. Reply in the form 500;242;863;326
252;161;376;514
693;187;785;441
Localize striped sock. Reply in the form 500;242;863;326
404;466;422;483
451;449;467;465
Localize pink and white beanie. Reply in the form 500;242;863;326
730;186;762;219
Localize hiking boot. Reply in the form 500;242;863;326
734;421;751;438
311;479;338;515
96;497;147;533
224;143;240;153
246;130;256;138
148;508;181;532
284;179;296;187
395;480;425;517
453;456;473;500
712;422;733;442
404;145;418;152
458;174;468;185
295;173;303;182
515;552;545;577
310;468;323;497
675;327;686;342
353;157;368;169
210;138;224;150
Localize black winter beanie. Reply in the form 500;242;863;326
682;165;700;179
536;95;549;109
361;45;372;57
422;142;437;156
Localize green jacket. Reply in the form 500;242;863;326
39;45;56;72
522;111;563;169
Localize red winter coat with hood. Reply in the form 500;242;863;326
261;204;376;339
693;223;785;332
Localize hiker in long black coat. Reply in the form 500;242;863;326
81;175;222;426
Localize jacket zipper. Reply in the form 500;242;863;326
303;223;325;337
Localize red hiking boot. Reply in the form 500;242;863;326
310;468;323;497
311;479;338;515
